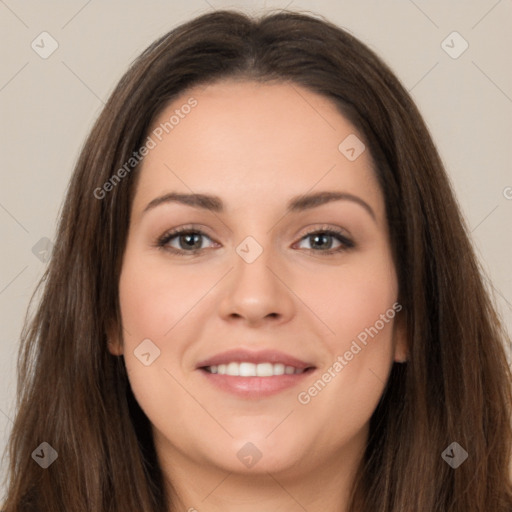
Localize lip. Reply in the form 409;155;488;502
196;348;316;399
196;348;314;370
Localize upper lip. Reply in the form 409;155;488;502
196;349;315;370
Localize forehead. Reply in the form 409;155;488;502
133;80;384;220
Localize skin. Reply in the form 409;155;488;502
109;80;407;512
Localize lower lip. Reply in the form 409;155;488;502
198;368;315;398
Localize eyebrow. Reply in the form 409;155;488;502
143;191;376;220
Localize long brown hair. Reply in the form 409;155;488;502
3;9;512;511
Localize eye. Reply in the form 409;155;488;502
294;227;355;254
156;225;354;256
156;226;217;254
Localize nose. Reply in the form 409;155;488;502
217;244;295;327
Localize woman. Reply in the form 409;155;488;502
3;9;512;512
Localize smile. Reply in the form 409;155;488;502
203;362;309;376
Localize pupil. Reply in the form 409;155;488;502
312;233;331;249
182;233;201;249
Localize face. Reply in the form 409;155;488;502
110;80;406;481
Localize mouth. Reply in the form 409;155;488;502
201;362;313;376
196;349;317;398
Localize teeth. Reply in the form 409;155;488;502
207;362;305;377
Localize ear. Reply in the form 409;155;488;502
392;306;408;363
106;321;124;356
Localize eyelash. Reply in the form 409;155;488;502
155;225;355;256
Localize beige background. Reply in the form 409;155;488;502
1;0;511;492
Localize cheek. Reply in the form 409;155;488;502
118;256;206;441
303;248;398;350
295;252;398;425
332;272;397;348
118;252;206;341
